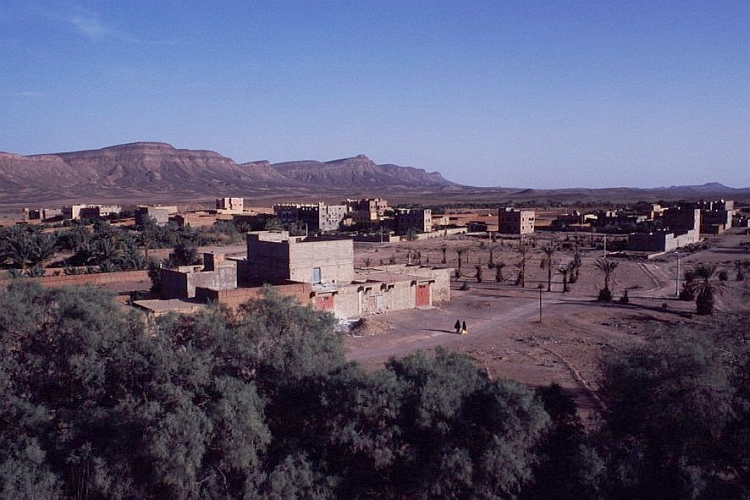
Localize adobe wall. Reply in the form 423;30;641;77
359;264;452;303
0;270;150;289
161;264;237;299
246;234;293;282
288;238;354;284
331;281;412;319
196;283;312;310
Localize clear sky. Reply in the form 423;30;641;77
1;1;748;188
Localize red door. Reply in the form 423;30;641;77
314;294;334;311
415;283;430;307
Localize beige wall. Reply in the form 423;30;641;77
324;265;452;318
196;283;312;310
288;238;354;284
246;231;354;285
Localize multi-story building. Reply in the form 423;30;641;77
629;208;701;252
273;202;348;233
62;204;88;220
498;208;535;234
153;230;452;319
395;208;432;234
135;205;177;226
344;198;389;217
244;230;354;285
215;197;244;213
78;205;122;220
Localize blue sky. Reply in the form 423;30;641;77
1;1;748;188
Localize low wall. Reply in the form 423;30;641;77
196;283;312;310
0;270;150;289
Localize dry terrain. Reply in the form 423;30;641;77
345;230;750;416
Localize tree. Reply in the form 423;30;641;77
2;227;35;269
686;263;724;315
594;258;618;302
488;244;499;268
540;244;557;292
734;260;746;282
383;349;551;499
169;242;199;267
496;261;506;282
522;384;604;500
679;269;697;301
557;262;573;293
568;248;582;284
455;247;468;276
30;233;57;267
598;330;739;499
515;242;529;287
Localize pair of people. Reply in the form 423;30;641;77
454;319;467;335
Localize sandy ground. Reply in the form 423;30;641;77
345;230;750;415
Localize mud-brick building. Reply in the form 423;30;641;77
316;264;451;318
395;208;432;234
154;231;451;319
498;208;535;234
245;231;354;285
160;253;238;299
628;208;701;252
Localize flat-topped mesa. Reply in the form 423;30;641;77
54;142;228;161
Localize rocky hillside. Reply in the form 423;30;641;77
272;154;457;189
0;143;456;205
0;142;747;207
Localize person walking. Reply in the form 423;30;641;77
462;320;468;335
454;319;462;334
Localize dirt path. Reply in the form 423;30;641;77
344;231;750;418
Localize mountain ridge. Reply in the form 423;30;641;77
0;142;747;206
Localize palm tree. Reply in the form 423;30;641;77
568;248;582;284
488;244;498;268
734;260;746;282
540;244;557;292
594;258;619;302
4;231;35;269
30;233;57;267
515;242;529;287
495;261;506;282
94;236;124;267
455;247;468;276
687;263;725;315
679;269;697;301
557;261;574;293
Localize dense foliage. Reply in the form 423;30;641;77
0;219;243;276
1;282;748;499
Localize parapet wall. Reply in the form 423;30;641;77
195;283;312;310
